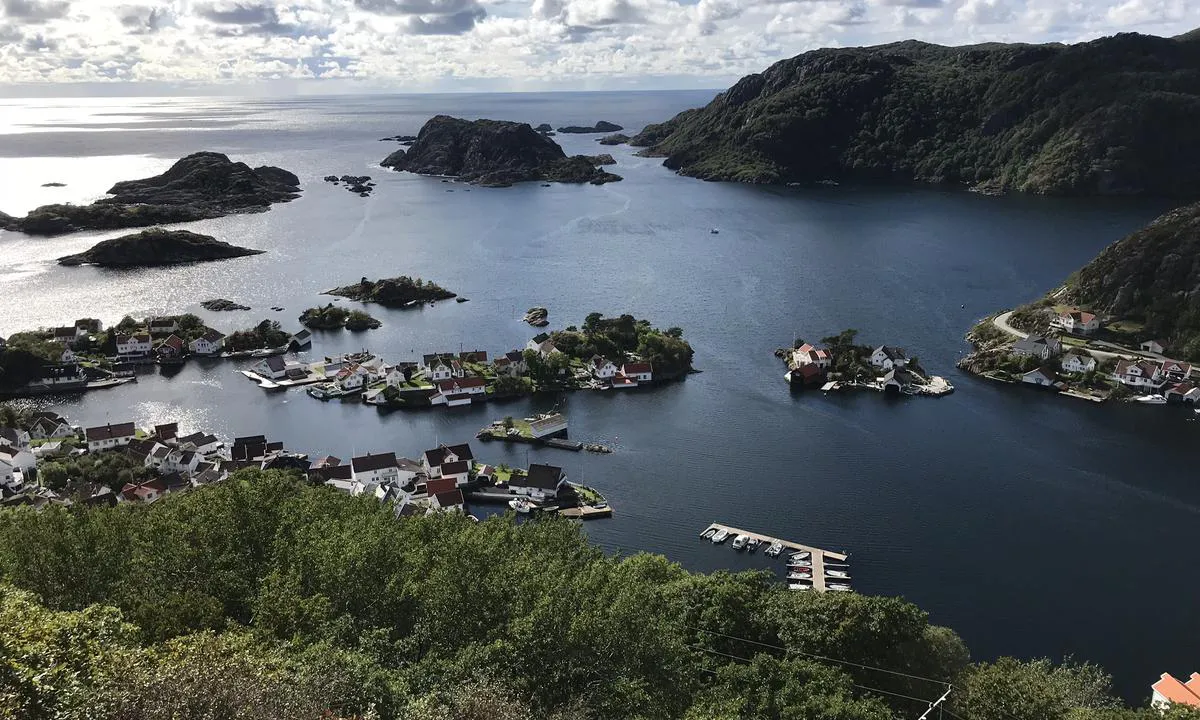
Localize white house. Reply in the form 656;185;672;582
51;326;77;345
252;355;288;380
431;488;465;511
793;344;832;370
189;328;226;356
148;317;178;335
870;346;908;370
621;362;653;383
116;333;153;358
32;441;63;459
0;427;31;451
351;452;400;485
591;356;618;380
495;350;527;377
1061;352;1097;375
526;334;559;357
59;348;77;363
528;413;568;439
1053;309;1100;335
1011;335;1062;361
1151;672;1200;711
421;354;459;381
1022;367;1058;387
176;432;223;455
510;463;567;499
0;455;20;489
0;446;36;476
84;422;137;452
1141;340;1166;355
1113;359;1163;389
1161;360;1192;383
28;413;73;440
436;377;486;406
422;443;474;483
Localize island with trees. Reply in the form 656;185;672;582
57;228;264;267
775;329;952;397
1;152;301;236
299;304;381;331
323;275;456;307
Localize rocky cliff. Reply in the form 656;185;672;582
381;116;621;186
633;32;1200;196
4;152;300;236
57;228;265;267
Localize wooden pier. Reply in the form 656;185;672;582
701;522;850;593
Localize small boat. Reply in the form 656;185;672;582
788;559;812;567
787;572;812;581
711;529;730;544
788;582;811;591
746;538;761;553
250;348;276;358
1135;394;1167;404
701;528;717;540
827;583;853;592
508;499;533;514
710;228;719;234
764;541;784;557
731;534;749;550
789;551;811;561
825;569;851;579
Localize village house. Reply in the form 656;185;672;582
1161;360;1192;383
118;478;169;504
431;488;466;511
870;345;908;370
351;452;400;485
1164;382;1196;404
189;328;226;356
420;354;459;381
1061;352;1097;375
880;369;904;394
460;350;488;364
51;326;78;345
1141;340;1166;355
1011;334;1063;361
31;441;63;459
84;422;137;452
1052;309;1100;335
0;427;31;451
621;361;653;383
435;377;487;406
591;356;618;380
288;329;312;351
152;423;178;443
510;463;567;499
27;364;87;390
116;333;153;359
28;412;73;440
610;375;638;389
148;317;179;335
793;344;832;370
526;333;559;357
1151;672;1200;711
156;334;186;359
59;347;77;363
1112;359;1164;389
422;444;474;484
177;432;223;455
252;355;288;380
1022;367;1058;388
0;446;36;484
527;413;568;439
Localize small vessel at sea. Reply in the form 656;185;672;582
710;228;719;234
508;498;533;514
1135;394;1167;404
731;534;749;550
765;541;784;557
711;529;730;544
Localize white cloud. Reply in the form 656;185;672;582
0;0;1196;88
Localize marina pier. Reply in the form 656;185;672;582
701;522;850;592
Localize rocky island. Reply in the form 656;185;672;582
557;121;623;134
324;275;456;307
300;305;381;331
57;228;265;268
201;299;251;312
632;31;1200;196
379;116;622;187
1;152;301;236
597;133;630;145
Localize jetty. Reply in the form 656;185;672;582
701;522;850;593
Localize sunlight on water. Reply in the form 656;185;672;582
0;155;173;216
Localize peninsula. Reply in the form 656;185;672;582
632;31;1200;196
57;229;264;267
324;275;456;307
1;152;301;236
379;115;622;187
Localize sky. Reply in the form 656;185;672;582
0;0;1197;93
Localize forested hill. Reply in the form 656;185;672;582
0;468;1193;719
633;31;1200;196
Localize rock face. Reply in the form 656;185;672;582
597;133;631;145
325;275;457;307
57;228;265;267
557;121;624;134
382;116;622;186
6;152;301;236
201;299;251;311
632;32;1200;196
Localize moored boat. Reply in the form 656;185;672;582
508;499;533;514
746;538;761;553
825;569;851;579
787;560;812;568
787;571;812;581
788;582;811;591
711;529;730;544
701;528;717;540
765;541;784;557
790;551;811;561
1135;394;1167;404
827;583;853;592
731;534;749;550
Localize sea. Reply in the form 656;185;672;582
0;91;1193;702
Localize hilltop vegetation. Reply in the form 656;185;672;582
300;304;381;331
633;32;1200;196
1;468;1192;720
325;275;456;307
550;313;695;378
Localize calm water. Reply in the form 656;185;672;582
0;92;1193;701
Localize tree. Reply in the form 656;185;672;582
583;313;604;333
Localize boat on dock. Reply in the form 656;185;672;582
701;527;717;540
711;529;730;544
701;521;850;592
788;582;812;591
746;538;761;553
1135;394;1167;404
827;583;853;592
787;571;812;580
764;541;784;557
789;551;811;561
788;559;812;568
731;534;749;550
825;569;851;579
508;498;533;514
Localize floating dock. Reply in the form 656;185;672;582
701;522;850;592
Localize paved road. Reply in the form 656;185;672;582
991;311;1131;363
992;311;1028;340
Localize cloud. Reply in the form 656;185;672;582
197;2;309;36
955;0;1015;25
1;0;69;22
356;0;488;33
117;4;173;33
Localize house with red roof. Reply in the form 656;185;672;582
434;376;486;406
1053;308;1100;335
621;362;653;383
1151;672;1200;710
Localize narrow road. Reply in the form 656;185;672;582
992;311;1028;340
991;311;1130;363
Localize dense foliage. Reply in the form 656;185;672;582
0;469;1193;720
550;313;694;378
634;32;1200;196
326;275;456;307
299;305;381;331
224;319;292;352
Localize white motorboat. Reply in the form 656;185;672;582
827;583;853;592
1135;394;1167;404
764;541;784;557
508;499;533;514
788;582;811;591
787;560;812;568
787;572;812;581
825;569;851;579
789;551;811;561
711;529;730;544
746;538;761;553
701;528;717;540
731;534;749;550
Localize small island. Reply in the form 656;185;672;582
2;152;300;236
557;121;624;134
380;116;622;187
57;228;264;267
200;299;251;312
597;133;630;145
524;307;549;327
324;275;456;307
300;304;381;331
324;174;375;197
776;330;952;397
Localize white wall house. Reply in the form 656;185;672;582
422;443;474;482
621;362;653;383
1151;672;1200;711
85;422;137;452
591;356;618;380
0;447;36;476
116;333;153;358
351;452;400;485
1011;335;1062;361
1141;340;1166;355
1113;359;1163;389
1061;352;1097;374
252;356;287;380
870;346;908;370
1022;368;1057;387
189;328;226;356
1053;309;1100;335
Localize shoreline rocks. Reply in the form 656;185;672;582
57;228;265;267
201;299;251;311
557;121;623;134
324;275;456;307
524;307;549;327
324;174;376;197
597;133;630;145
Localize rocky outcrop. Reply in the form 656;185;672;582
201;299;251;311
597;133;631;145
557;121;623;134
381;116;622;186
324;175;375;197
324;275;456;307
578;154;616;166
5;152;300;236
634;32;1200;195
524;307;549;327
57;228;265;267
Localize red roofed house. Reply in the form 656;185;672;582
621;362;653;383
590;356;618;380
432;489;465;511
1161;360;1192;383
793;343;832;370
1053;308;1100;335
1113;359;1163;390
436;376;486;406
1151;672;1200;710
156;334;186;359
425;476;457;497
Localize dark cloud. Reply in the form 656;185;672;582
355;0;480;15
118;5;172;34
22;31;57;50
198;2;304;36
879;0;944;7
1;0;69;23
399;6;485;33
